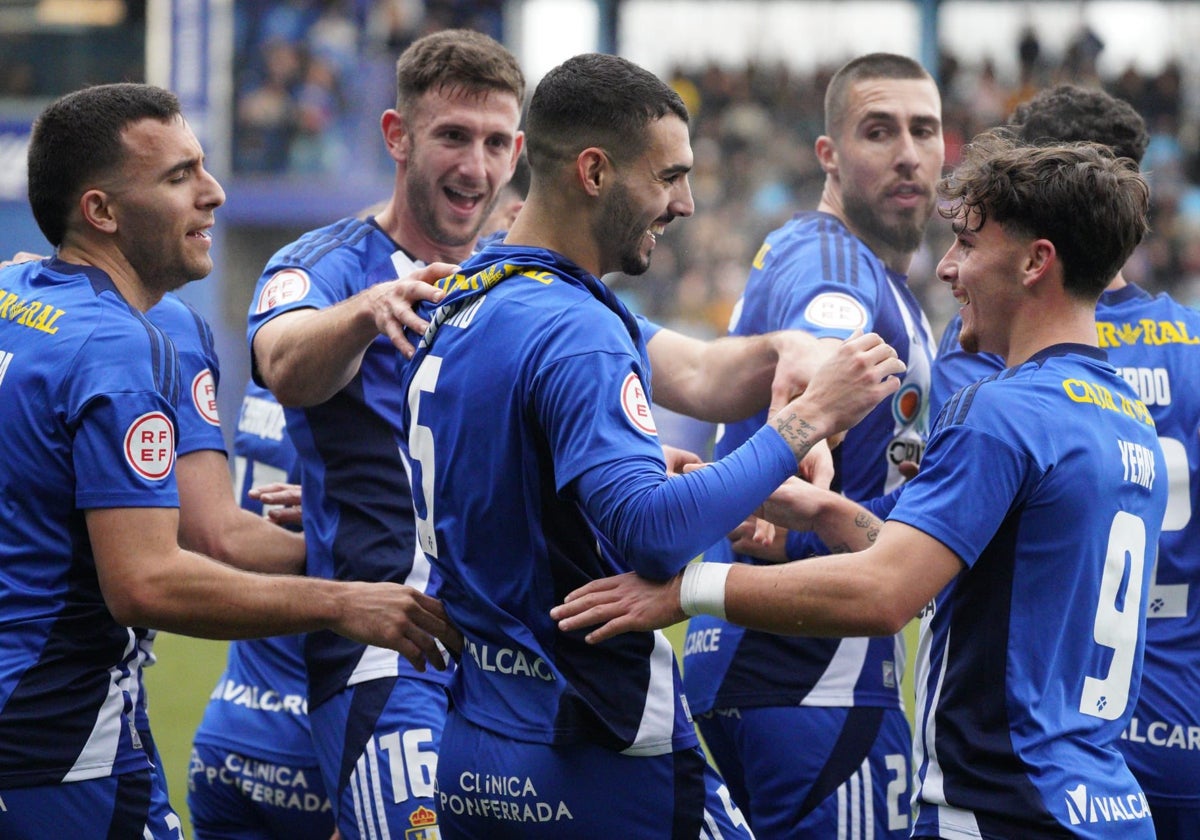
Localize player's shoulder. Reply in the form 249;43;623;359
266;216;378;272
756;211;886;286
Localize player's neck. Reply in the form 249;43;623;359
374;203;476;267
56;240;164;312
505;201;602;278
1003;303;1098;367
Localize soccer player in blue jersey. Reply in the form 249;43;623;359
557;132;1163;839
930;84;1200;839
0;83;455;839
247;30;526;839
397;52;906;839
676;52;942;838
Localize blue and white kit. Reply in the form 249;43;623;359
399;243;810;838
933;284;1200;835
900;343;1166;838
247;216;448;839
0;258;183;837
683;211;934;836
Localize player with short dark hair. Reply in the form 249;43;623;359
681;52;942;837
399;51;905;839
0;82;455;839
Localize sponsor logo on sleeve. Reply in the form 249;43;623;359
620;372;658;436
255;268;311;314
803;292;869;330
191;368;220;426
124;411;176;480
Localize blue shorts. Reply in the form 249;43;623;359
187;743;334;840
436;708;755;839
696;705;912;839
309;675;447;840
0;769;182;839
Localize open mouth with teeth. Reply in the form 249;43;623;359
446;186;484;213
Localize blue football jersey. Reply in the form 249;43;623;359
932;285;1200;807
1094;286;1200;806
896;344;1166;838
246;217;448;709
683;211;935;714
399;245;801;755
0;258;180;787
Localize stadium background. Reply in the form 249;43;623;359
2;0;1199;829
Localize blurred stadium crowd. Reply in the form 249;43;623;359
4;1;1200;337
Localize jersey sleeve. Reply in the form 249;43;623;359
752;228;884;339
69;324;181;510
887;421;1035;568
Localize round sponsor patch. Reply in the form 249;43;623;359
802;292;869;331
891;381;923;426
191;368;221;426
124;411;176;481
255;268;311;314
620;372;657;436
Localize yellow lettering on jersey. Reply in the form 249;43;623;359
1063;377;1155;427
1096;319;1200;347
752;242;771;270
0;287;66;335
519;270;555;285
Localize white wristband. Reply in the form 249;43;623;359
680;562;731;619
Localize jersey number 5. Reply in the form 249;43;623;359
408;355;443;559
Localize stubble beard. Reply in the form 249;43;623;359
842;189;930;257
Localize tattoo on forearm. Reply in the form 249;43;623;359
855;511;881;545
774;412;818;457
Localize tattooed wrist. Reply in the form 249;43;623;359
773;410;823;460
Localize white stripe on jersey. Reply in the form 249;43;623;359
623;630;678;756
64;629;139;782
800;637;869;707
916;616;950;806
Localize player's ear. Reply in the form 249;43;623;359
381;109;408;164
815;136;838;176
1022;238;1056;289
79;188;118;235
576;147;610;198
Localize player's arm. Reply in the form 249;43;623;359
175;449;305;574
88;506;461;668
554;521;961;642
253;263;453;406
646;327;830;422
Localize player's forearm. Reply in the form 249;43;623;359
647;330;777;422
720;553;911;637
104;548;343;638
185;508;306;575
254;300;378;406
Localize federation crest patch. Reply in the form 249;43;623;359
620;372;657;436
124;411;176;481
255;268;311;313
803;292;869;330
191;368;221;426
406;804;439;839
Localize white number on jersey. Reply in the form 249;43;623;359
408;355;443;559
